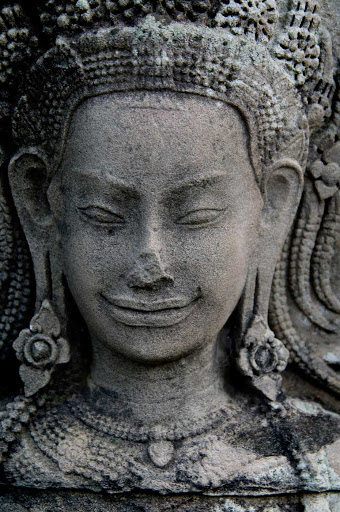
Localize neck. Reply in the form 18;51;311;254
90;338;229;425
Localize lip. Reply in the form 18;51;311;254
100;294;200;327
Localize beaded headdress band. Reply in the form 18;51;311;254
0;0;335;178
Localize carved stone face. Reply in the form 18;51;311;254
51;92;263;363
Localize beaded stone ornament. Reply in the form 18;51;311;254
0;0;339;463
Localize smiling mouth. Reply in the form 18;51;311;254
99;294;200;327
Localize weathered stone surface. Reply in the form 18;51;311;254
0;489;339;512
0;0;339;509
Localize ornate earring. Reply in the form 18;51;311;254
237;314;289;401
13;300;70;397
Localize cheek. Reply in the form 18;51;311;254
183;215;257;282
181;216;260;328
201;233;249;310
57;213;128;300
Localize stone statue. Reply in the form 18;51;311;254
0;1;339;510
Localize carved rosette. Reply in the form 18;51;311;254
13;300;70;396
238;315;289;401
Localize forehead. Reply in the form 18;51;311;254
61;91;254;191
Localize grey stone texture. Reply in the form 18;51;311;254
0;489;339;511
0;0;339;510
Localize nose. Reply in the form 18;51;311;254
126;229;174;290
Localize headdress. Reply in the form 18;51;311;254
0;1;334;168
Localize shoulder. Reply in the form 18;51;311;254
192;397;340;494
2;398;144;492
2;400;99;490
285;398;340;490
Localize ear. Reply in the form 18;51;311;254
8;149;57;310
256;159;303;319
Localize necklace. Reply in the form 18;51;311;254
67;394;236;468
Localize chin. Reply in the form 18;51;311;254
119;351;185;366
107;331;206;366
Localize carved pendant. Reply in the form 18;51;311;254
148;440;174;468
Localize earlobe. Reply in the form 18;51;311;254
8;148;52;228
8;148;57;309
261;159;303;219
256;159;304;320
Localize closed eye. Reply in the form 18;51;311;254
176;209;226;226
77;206;125;225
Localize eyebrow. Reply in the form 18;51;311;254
69;169;138;197
168;174;228;195
68;169;228;196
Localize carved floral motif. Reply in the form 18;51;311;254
238;315;289;400
13;300;70;397
215;0;278;41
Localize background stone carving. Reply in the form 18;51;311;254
269;3;340;400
